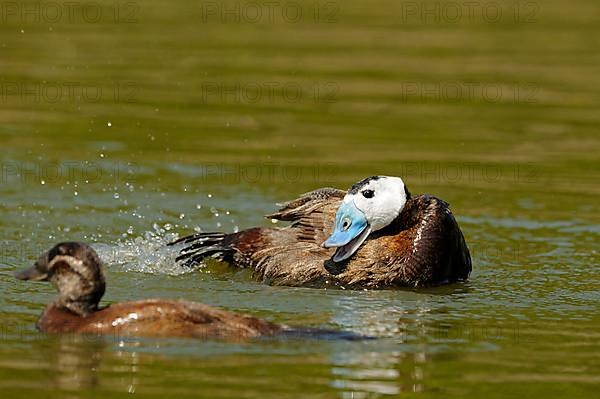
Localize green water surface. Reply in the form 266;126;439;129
0;1;599;398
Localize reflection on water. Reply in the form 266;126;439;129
39;337;143;394
34;335;426;397
327;294;432;396
51;338;105;391
331;347;427;396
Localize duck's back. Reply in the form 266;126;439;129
37;299;282;340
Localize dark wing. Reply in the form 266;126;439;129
169;188;345;273
389;195;472;285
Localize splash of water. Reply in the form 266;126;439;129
92;223;195;275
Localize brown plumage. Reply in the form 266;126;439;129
15;242;359;340
170;179;472;289
35;298;281;340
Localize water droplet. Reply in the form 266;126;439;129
40;180;45;185
74;191;78;196
207;193;212;198
113;192;120;199
127;226;134;234
196;204;202;210
179;213;185;219
107;122;112;127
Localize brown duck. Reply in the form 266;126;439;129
15;242;356;340
170;176;472;288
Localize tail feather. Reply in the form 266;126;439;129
168;232;227;246
168;232;233;267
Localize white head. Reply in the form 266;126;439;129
323;176;410;262
345;176;409;231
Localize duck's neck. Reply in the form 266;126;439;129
54;297;99;317
50;275;105;317
378;196;419;234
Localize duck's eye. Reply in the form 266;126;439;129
341;217;351;231
361;189;374;199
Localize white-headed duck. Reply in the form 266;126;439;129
170;176;472;288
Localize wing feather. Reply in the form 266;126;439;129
265;188;345;244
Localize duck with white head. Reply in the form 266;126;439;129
171;175;472;288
